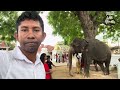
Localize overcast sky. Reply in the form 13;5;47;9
40;11;63;46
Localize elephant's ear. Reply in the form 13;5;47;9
83;39;89;49
85;39;89;43
85;39;89;45
70;43;74;47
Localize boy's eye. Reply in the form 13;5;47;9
21;29;28;32
34;29;40;32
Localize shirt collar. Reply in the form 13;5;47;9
12;46;41;65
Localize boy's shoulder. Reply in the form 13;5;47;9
0;50;8;55
0;50;13;61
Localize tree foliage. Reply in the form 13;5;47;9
47;11;120;45
102;11;120;41
47;11;83;45
0;11;18;46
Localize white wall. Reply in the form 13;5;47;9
110;54;120;66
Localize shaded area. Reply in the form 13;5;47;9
51;62;117;79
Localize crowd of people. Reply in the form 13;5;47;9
55;53;69;63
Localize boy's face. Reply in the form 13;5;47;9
15;19;46;53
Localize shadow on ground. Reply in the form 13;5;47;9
51;62;118;79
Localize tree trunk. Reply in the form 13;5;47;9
77;11;97;39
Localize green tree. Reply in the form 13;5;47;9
0;11;18;47
47;11;120;45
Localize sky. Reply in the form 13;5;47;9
39;11;63;46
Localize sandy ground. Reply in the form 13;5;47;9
51;62;118;79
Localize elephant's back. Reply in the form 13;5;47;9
88;39;111;61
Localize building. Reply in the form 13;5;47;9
52;42;69;62
37;44;54;58
0;41;9;51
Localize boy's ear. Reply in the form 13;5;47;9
42;32;46;42
14;31;18;41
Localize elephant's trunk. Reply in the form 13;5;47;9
68;47;74;76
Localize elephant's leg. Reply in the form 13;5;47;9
95;63;98;71
93;60;98;71
76;61;80;74
83;58;91;77
104;61;110;75
104;54;111;75
97;62;105;75
81;52;90;77
69;63;73;76
68;48;74;76
80;62;83;74
80;53;85;74
80;67;82;74
69;58;74;76
84;62;90;77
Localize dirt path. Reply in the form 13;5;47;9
51;62;118;79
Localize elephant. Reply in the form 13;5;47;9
68;38;111;77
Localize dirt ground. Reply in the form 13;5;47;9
51;62;118;79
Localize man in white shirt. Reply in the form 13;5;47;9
0;11;46;79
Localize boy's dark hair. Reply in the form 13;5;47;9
47;55;50;59
40;53;46;63
16;11;44;33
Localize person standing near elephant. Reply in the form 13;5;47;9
75;53;81;74
46;55;56;70
58;54;60;63
55;53;58;63
0;11;46;79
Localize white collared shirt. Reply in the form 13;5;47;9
0;46;45;79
